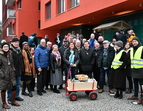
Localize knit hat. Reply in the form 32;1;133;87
1;42;10;48
12;38;19;42
115;40;123;48
132;37;140;42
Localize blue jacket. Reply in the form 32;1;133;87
34;45;50;68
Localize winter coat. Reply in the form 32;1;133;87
97;45;115;68
0;51;16;90
110;51;127;89
10;44;24;76
63;48;79;68
79;48;95;72
20;34;28;48
34;44;50;68
22;49;32;76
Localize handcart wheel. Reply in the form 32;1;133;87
89;92;97;100
70;92;77;101
85;91;91;95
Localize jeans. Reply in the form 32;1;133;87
7;75;21;99
99;68;113;90
133;78;143;98
65;67;76;80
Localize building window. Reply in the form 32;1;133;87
38;2;41;11
46;2;51;20
38;20;40;29
7;23;15;36
58;0;65;14
17;0;22;9
70;0;80;8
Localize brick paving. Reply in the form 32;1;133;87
0;85;143;111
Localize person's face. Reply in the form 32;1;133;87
40;40;46;47
69;36;73;42
112;39;116;44
91;35;95;39
84;42;89;49
30;48;35;54
69;43;75;49
2;45;9;52
76;42;81;47
23;44;29;50
47;43;52;48
115;45;120;50
57;33;60;37
53;47;58;51
76;34;79;37
132;40;139;47
116;32;119;35
12;41;19;47
94;44;100;49
98;37;103;42
125;43;130;49
103;43;109;48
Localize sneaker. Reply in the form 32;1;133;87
128;96;139;100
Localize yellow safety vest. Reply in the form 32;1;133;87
111;50;124;69
130;46;143;69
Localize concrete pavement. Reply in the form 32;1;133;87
0;86;143;111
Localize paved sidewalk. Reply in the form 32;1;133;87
0;86;143;111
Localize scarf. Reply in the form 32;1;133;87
69;50;74;65
52;51;61;66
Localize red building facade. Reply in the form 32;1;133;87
2;0;143;42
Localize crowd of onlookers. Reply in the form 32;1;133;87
0;29;143;109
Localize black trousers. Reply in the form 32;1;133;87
37;68;47;92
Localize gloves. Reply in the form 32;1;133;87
52;70;55;73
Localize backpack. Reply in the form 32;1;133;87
28;36;35;46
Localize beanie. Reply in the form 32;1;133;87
132;37;140;42
115;40;123;48
1;42;10;48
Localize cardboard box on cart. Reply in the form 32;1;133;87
67;79;97;91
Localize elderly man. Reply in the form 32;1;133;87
98;40;115;94
75;40;81;51
34;39;50;95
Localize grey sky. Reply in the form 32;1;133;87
0;0;2;22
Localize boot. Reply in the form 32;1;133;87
27;83;33;97
126;89;132;94
11;91;20;106
53;85;60;93
22;82;28;96
50;84;53;90
1;91;11;109
118;90;123;99
114;90;119;98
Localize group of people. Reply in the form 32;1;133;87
0;29;143;109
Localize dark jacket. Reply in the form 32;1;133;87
0;51;16;90
97;45;115;68
79;48;95;72
59;46;68;69
50;53;61;71
110;51;127;89
34;44;50;68
94;48;101;66
63;48;79;67
20;34;28;48
10;44;24;76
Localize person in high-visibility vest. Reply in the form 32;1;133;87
110;40;127;99
127;37;143;104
